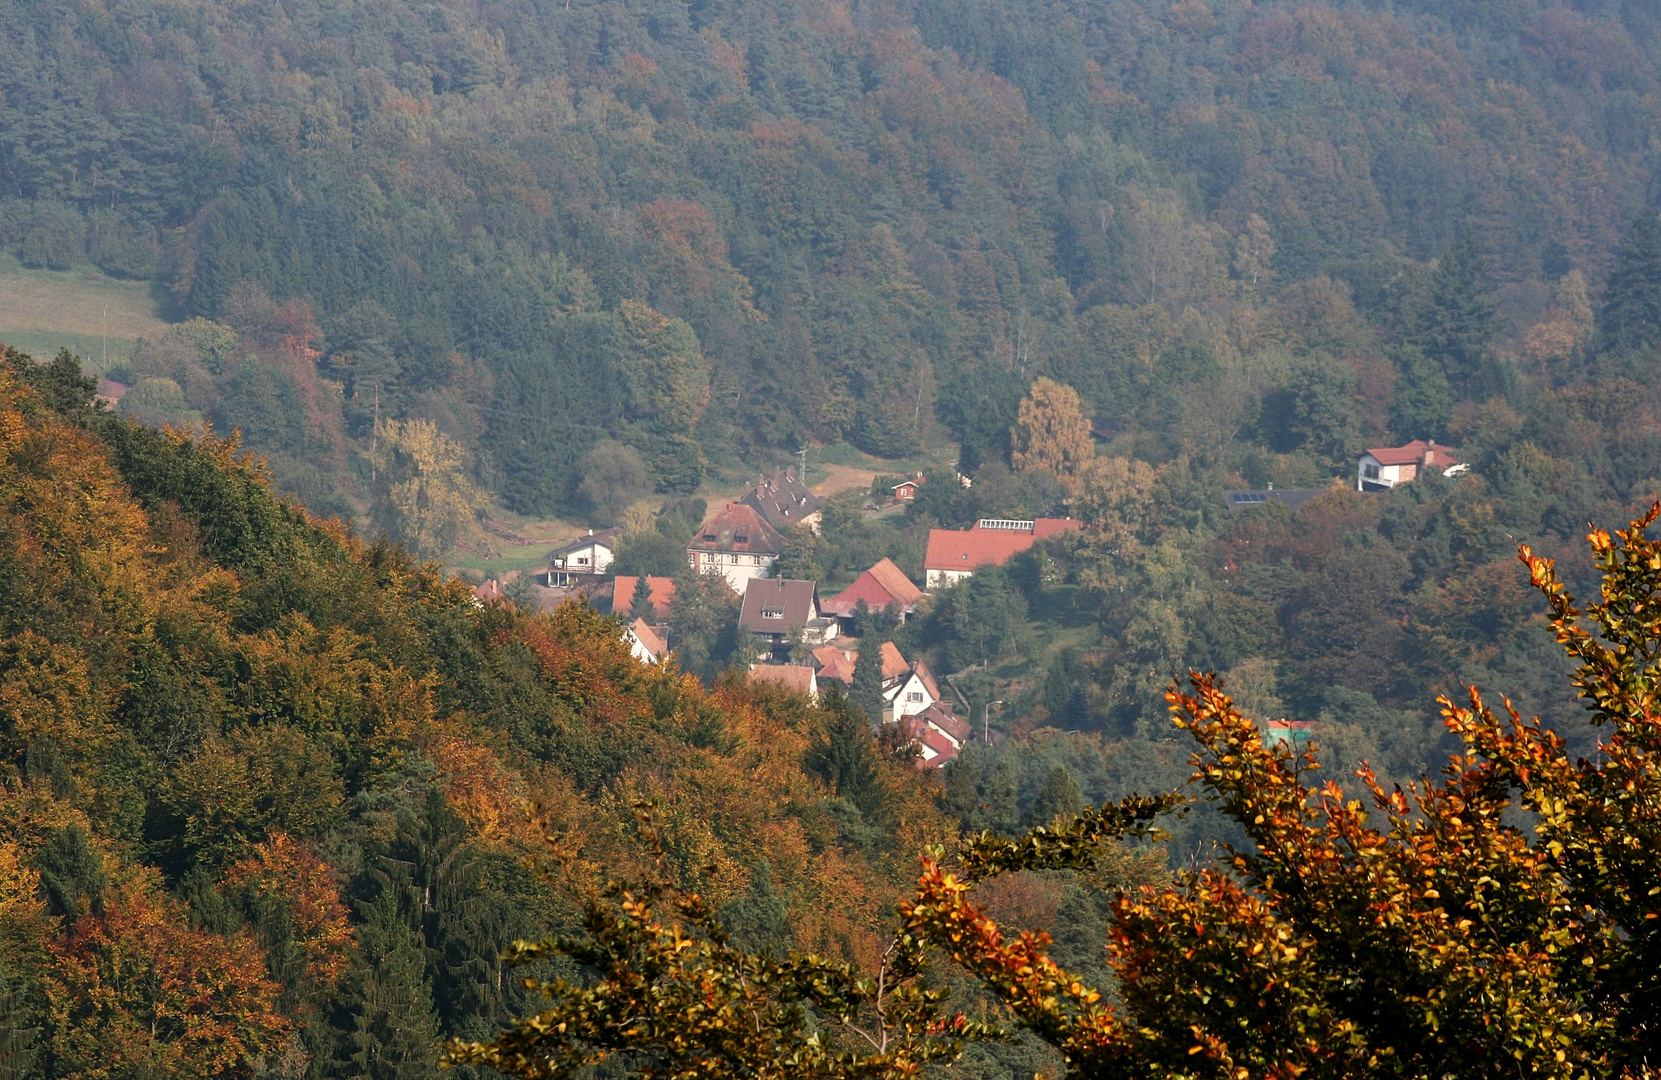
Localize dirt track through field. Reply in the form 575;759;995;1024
808;463;877;498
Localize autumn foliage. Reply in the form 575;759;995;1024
899;510;1661;1076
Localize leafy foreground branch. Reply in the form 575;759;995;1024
445;813;993;1080
464;510;1661;1078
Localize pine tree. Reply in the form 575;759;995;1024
1404;230;1504;400
1026;765;1087;826
805;687;884;818
851;636;886;726
1596;210;1661;360
337;890;443;1080
629;576;657;623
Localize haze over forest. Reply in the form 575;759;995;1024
4;0;1661;1076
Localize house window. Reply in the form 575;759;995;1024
1363;463;1380;480
735;534;749;545
703;533;716;543
906;692;924;703
576;556;589;565
761;608;784;619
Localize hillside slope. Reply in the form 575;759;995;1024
1;0;1656;516
0;345;943;1079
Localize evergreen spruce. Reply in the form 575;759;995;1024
1405;231;1504;400
1596;210;1661;361
336;891;443;1080
1027;765;1087;826
629;576;657;623
805;687;885;817
719;861;793;954
851;635;886;726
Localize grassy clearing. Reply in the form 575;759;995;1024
0;255;168;373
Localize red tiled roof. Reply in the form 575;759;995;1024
811;644;858;684
925;519;1078;572
912;702;970;745
686;503;787;556
822;558;924;617
613;575;676;617
747;664;817;696
908;659;942;702
1363;439;1461;468
628;618;668;659
473;580;506;604
880;641;908;681
810;640;909;684
899;716;961;768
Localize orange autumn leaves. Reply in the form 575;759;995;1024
18;831;351;1080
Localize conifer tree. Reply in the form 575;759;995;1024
805;687;884;817
1026;765;1086;826
1404;230;1503;400
629;576;657;623
336;890;442;1080
1596;210;1661;360
852;634;886;726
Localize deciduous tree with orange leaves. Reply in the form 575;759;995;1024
903;508;1661;1077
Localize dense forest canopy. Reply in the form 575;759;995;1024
2;0;1658;516
0;348;951;1079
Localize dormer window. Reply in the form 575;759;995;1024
761;608;784;619
735;534;749;544
703;534;716;543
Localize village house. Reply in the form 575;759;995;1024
923;517;1079;589
899;703;973;769
611;575;677;618
545;528;621;585
891;472;925;502
820;558;925;630
746;663;818;700
883;656;942;724
1356;440;1463;492
624;619;671;665
686;503;787;591
809;640;909;686
739;467;822;533
739;579;836;659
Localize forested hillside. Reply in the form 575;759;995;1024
1;0;1657;522
0;349;954;1079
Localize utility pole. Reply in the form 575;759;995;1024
102;304;107;371
797;446;808;486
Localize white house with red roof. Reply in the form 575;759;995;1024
899;703;973;769
1357;440;1462;492
923;518;1079;589
883;658;942;724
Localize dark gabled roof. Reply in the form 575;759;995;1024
1224;489;1324;514
739;468;821;531
547;528;622;558
686;503;787;556
738;578;818;633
